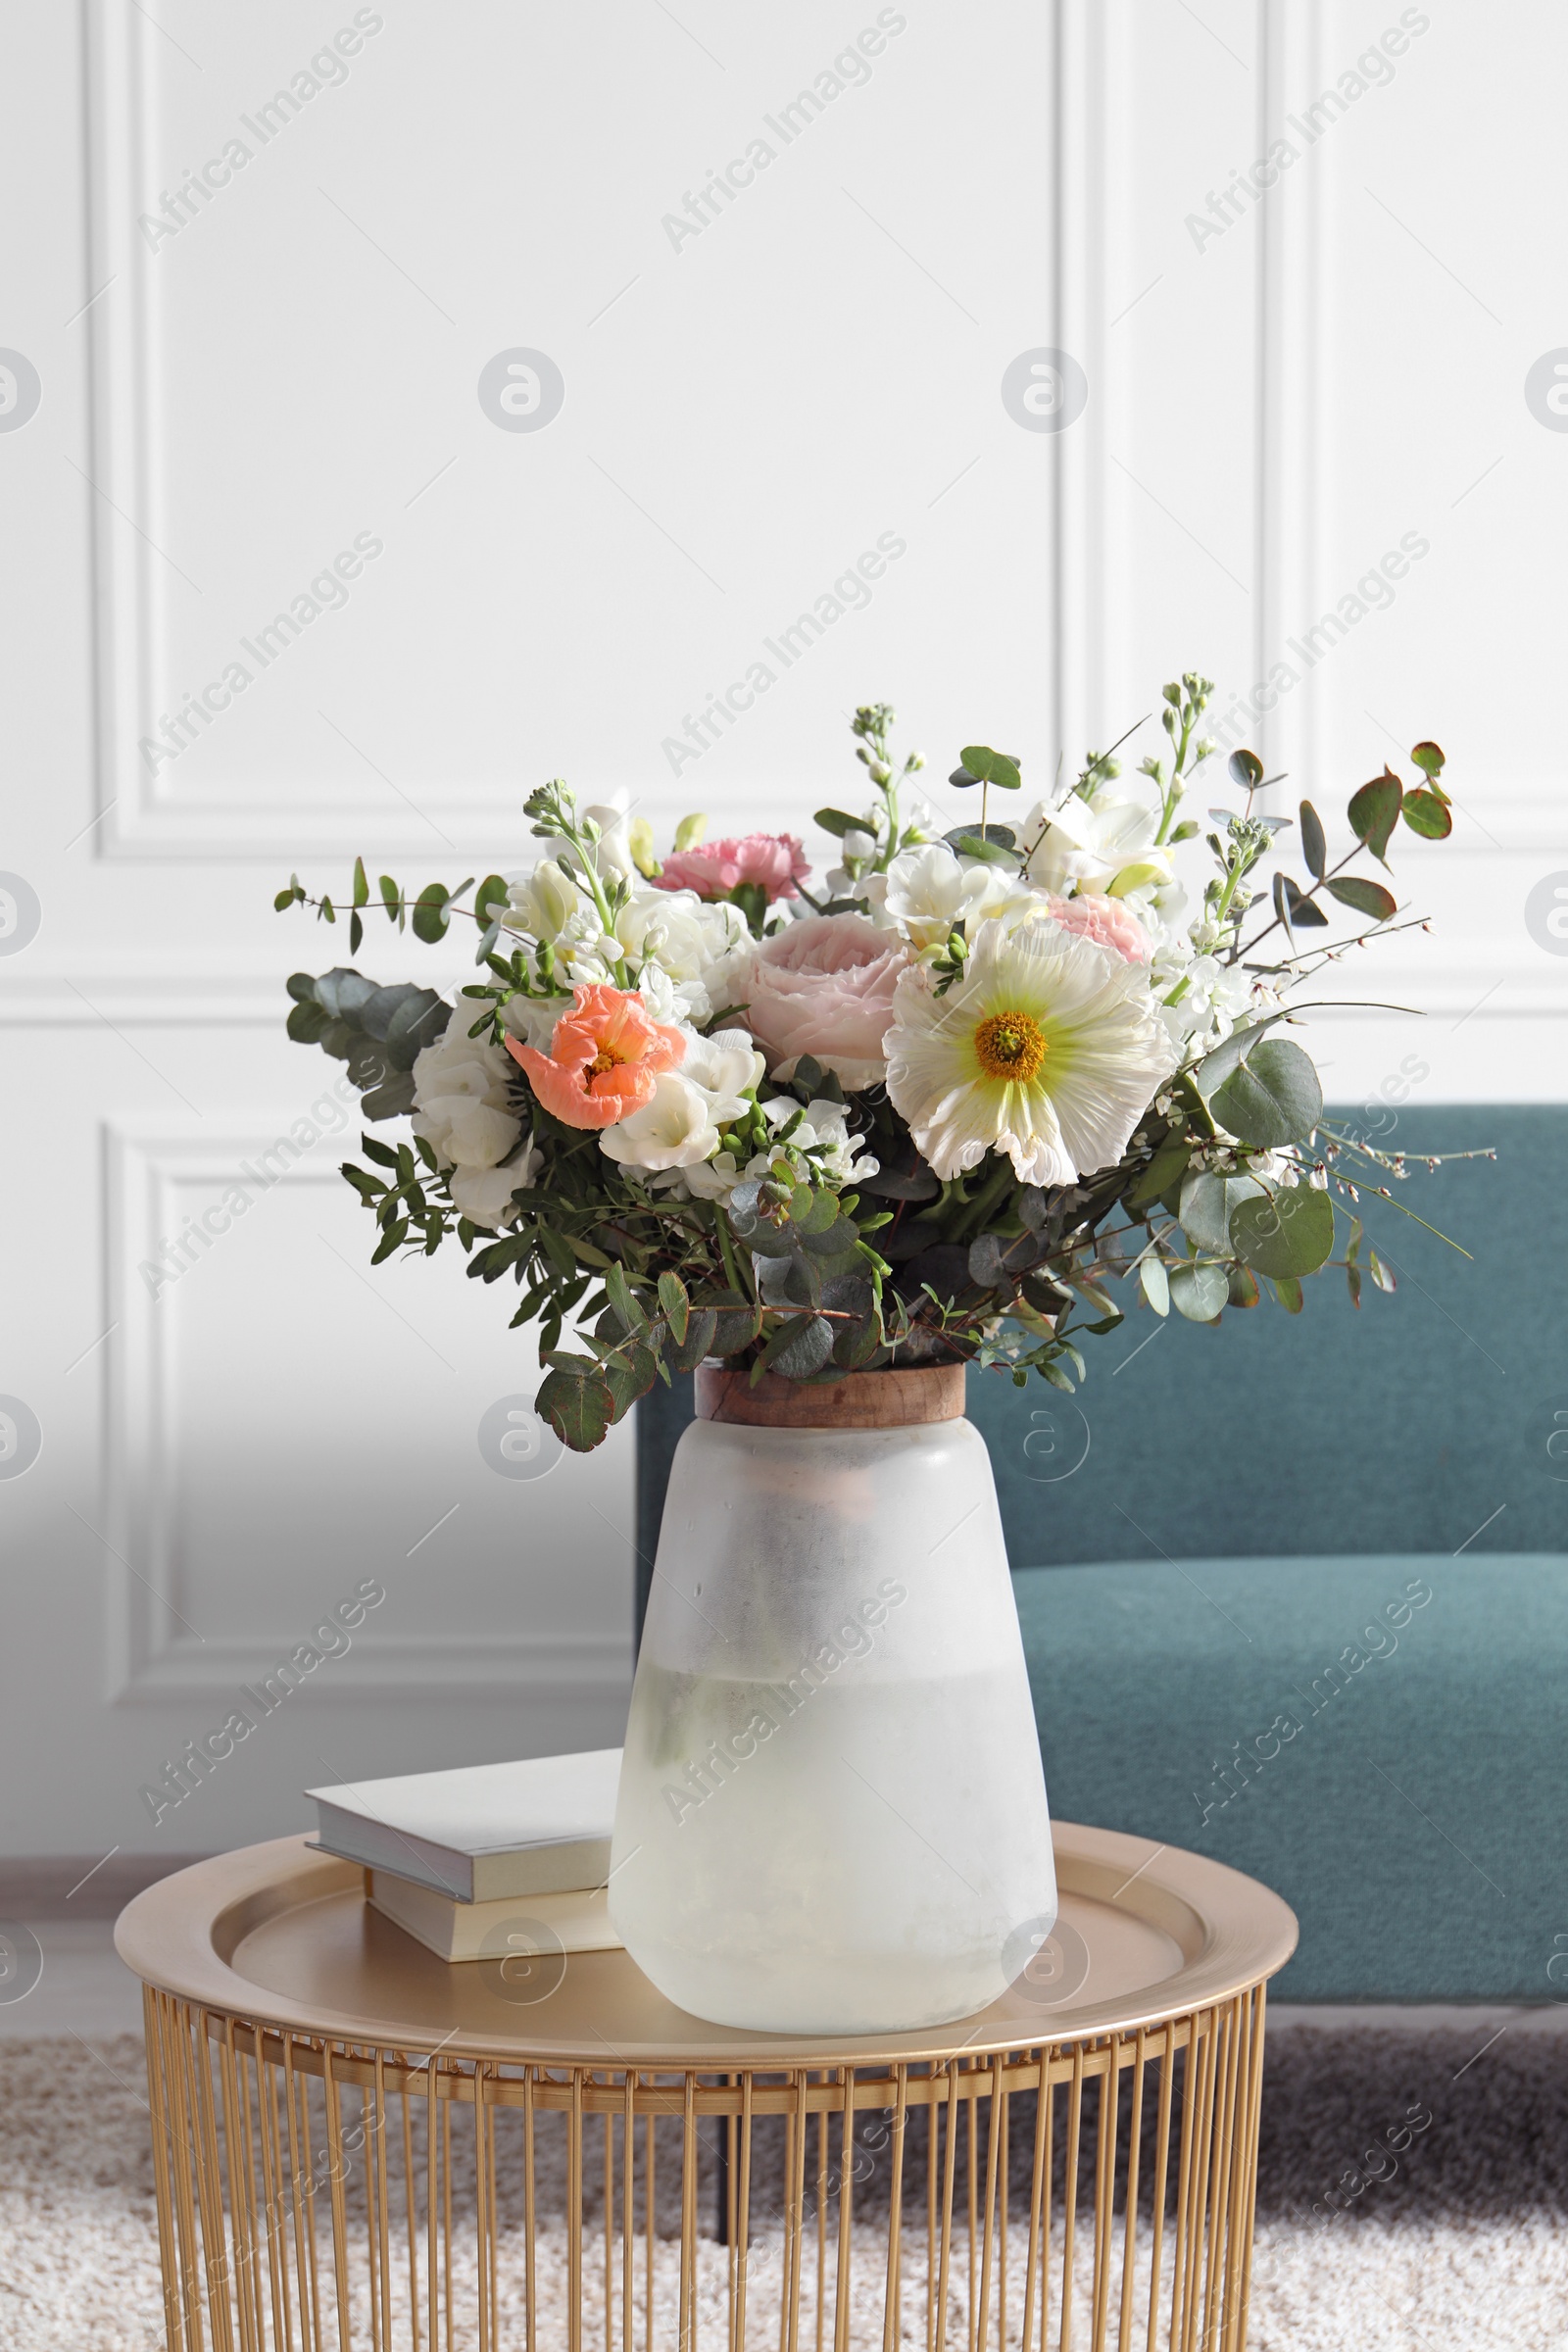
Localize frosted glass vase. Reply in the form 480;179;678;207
609;1364;1057;2034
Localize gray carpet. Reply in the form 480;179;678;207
2;2018;1562;2348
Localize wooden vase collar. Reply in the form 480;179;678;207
694;1361;965;1431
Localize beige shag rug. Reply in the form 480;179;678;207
1;2024;1563;2349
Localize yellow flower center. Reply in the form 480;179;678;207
587;1047;625;1078
973;1009;1048;1085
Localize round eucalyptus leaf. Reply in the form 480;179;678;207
1231;1183;1335;1278
1207;1039;1322;1148
1168;1261;1228;1322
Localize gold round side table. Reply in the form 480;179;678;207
116;1825;1296;2352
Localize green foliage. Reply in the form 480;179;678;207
1230;1184;1336;1278
1206;1039;1323;1150
270;693;1466;1453
950;745;1023;792
285;970;449;1117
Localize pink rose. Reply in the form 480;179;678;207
655;833;810;904
1046;893;1152;963
740;914;909;1090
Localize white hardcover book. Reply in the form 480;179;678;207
306;1749;621;1902
368;1873;623;1963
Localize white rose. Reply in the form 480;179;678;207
600;1071;721;1172
449;1137;542;1229
411;1023;521;1170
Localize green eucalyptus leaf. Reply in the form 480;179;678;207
1410;741;1446;779
1272;1274;1305;1314
413;884;452;945
1127;1134;1191;1210
813;808;868;839
1139;1256;1169;1317
1326;875;1397;922
535;1366;614;1452
1228;749;1263;791
1348;770;1402;865
1178;1170;1264;1254
954;745;1023;791
657;1270;690;1345
758;1311;834;1380
1299;801;1327;880
1227;1263;1260;1309
664;1308;718;1373
1231;1183;1335;1277
1401;789;1452;840
1207;1039;1323;1149
1168;1260;1228;1322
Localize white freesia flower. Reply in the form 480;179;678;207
600;1072;721;1172
884;916;1177;1187
1021;793;1173;898
449;1137;542;1228
411;1022;521;1171
682;1027;765;1120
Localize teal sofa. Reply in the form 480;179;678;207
635;1109;1566;2003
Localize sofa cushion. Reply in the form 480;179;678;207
1016;1552;1568;2001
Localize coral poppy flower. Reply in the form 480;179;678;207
506;985;686;1130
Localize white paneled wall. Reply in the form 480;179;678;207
1;0;1561;1854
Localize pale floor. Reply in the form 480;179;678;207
3;1918;1568;2045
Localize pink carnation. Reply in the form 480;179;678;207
655;833;809;904
739;913;909;1091
1046;893;1152;963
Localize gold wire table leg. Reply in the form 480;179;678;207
1059;2042;1084;2352
882;2067;906;2352
833;2068;856;2352
1116;2033;1147;2352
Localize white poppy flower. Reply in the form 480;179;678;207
884;916;1177;1187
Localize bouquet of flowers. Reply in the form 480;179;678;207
277;676;1469;1451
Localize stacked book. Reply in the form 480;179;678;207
306;1748;623;1962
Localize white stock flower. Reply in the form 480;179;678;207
411;1022;522;1171
883;842;1034;950
1021;793;1173;898
761;1095;879;1186
449;1137;543;1228
599;1072;721;1172
1152;947;1253;1052
581;793;639;880
504;858;586;944
884;916;1176;1188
